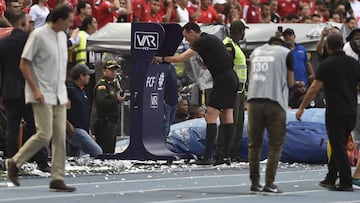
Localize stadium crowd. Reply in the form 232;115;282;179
1;0;360;28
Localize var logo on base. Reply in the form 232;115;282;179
134;32;159;50
150;93;159;109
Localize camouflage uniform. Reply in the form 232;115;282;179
93;78;121;153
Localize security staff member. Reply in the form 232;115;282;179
215;20;248;165
75;16;98;64
248;37;294;193
75;16;98;109
93;59;125;153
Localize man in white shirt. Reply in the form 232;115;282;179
6;5;76;192
177;0;189;22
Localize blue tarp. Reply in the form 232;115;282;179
167;108;328;163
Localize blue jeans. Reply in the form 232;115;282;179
164;103;178;138
66;128;103;157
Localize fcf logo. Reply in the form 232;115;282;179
134;31;159;50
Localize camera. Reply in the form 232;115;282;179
277;26;283;33
325;23;332;30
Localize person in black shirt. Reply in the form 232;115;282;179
316;26;341;61
66;64;103;157
296;32;360;192
154;22;239;164
174;97;189;123
0;10;49;172
288;80;326;109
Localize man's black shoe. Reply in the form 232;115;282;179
37;162;51;173
38;165;51;173
230;156;247;162
262;184;282;194
332;184;354;192
319;179;335;190
250;184;263;194
213;158;231;166
193;158;214;165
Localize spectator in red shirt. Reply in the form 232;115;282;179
47;0;57;10
242;0;260;23
88;0;98;19
20;0;32;13
141;0;177;23
239;0;249;7
187;0;201;22
148;0;162;22
116;0;132;22
278;0;299;18
70;0;79;9
197;0;220;23
133;0;151;22
162;0;179;22
97;0;119;28
73;1;92;28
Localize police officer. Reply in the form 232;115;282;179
93;59;125;153
215;20;248;165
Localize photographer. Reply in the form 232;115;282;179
316;25;341;61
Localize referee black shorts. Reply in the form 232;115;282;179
208;69;239;110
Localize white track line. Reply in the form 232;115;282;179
147;190;324;203
0;178;324;202
0;168;327;190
